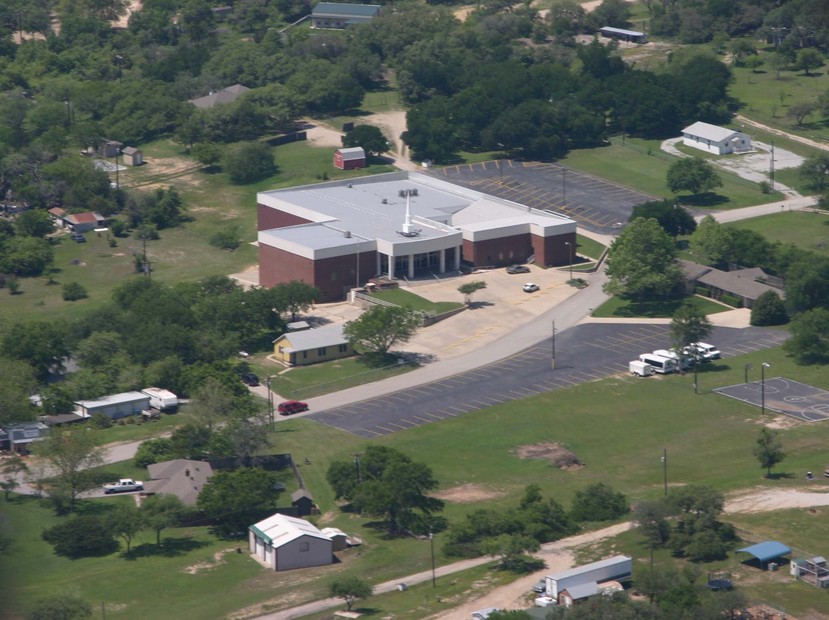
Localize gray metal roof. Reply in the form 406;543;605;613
75;391;149;409
683;121;742;142
697;268;780;301
549;555;631;581
563;581;600;600
312;2;380;18
738;541;791;562
276;324;347;352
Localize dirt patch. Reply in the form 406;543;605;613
433;483;506;504
515;442;584;469
183;547;238;574
725;487;829;514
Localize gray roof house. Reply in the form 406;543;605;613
74;391;149;420
679;260;782;308
189;84;250;109
311;2;381;29
143;459;214;506
682;121;752;156
273;324;354;367
0;421;49;453
249;513;334;571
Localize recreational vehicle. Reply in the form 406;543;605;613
638;353;678;374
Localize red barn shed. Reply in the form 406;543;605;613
333;147;366;170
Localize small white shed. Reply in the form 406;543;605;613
249;513;333;571
682;121;752;155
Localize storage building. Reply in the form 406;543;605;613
333;147;366;170
546;555;632;601
249;513;333;571
682;121;752;155
74;391;150;420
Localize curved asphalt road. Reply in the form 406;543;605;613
309;322;787;437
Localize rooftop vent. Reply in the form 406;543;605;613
398;189;405;197
344;230;352;238
381;198;388;204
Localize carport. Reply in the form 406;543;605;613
737;541;791;570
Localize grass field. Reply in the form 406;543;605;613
593;294;732;318
371;288;464;314
726;210;829;258
562;138;783;210
575;234;606;261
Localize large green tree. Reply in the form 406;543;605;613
689;215;731;266
222;142;275;184
343;305;420;359
0;358;37;426
670;303;713;352
604;218;683;298
33;426;104;511
667;158;722;196
342;125;388;156
329;576;373;612
140;494;188;545
753;427;785;477
197;468;281;537
629;200;696;238
783;308;829;364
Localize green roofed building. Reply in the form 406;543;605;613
311;2;381;28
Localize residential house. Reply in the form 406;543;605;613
311;2;380;29
143;459;214;506
189;84;250;110
249;513;334;571
121;146;143;166
599;26;647;43
273;324;354;367
0;422;49;453
63;211;106;233
682;121;752;155
333;146;366;170
679;260;783;309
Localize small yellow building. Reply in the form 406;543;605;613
273;324;354;367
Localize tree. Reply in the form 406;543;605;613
670;303;712;352
0;358;37;427
42;515;118;557
796;48;824;76
667;158;722;196
222;142;275;184
689;215;731;265
458;280;486;305
570;483;629;522
750;291;787;326
272;280;320;321
188;377;237;431
2;320;69;380
604;218;683;298
784;256;829;314
329;576;372;612
62;282;89;301
108;502;145;554
197;468;281;537
27;594;92;620
210;225;242;250
34;426;104;511
134;437;175;468
799;154;829;191
342;125;388;156
1;236;54;276
482;533;540;570
783;308;829;364
140;494;188;545
788;102;817;126
629;200;696;237
634;500;671;549
754;427;785;478
15;210;54;238
343;305;420;359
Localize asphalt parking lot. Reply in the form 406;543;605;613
434;160;657;235
309;323;788;437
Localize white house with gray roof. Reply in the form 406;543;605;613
257;171;577;301
682;121;752;155
249;513;333;571
273;324;353;366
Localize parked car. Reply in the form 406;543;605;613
103;478;143;494
72;233;86;243
278;400;309;416
690;342;721;361
241;372;260;386
532;578;547;593
523;283;540;293
506;264;530;274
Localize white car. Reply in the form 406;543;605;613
690;342;721;361
523;283;540;293
103;478;143;494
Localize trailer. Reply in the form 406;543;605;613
140;387;178;412
639;353;678;374
545;555;633;600
653;349;693;370
629;360;654;377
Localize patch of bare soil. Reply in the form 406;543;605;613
515;442;584;469
433;483;506;504
725;487;829;514
763;415;803;430
303;121;344;148
182;547;238;574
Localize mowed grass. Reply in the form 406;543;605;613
576;234;606;260
562;139;784;210
725;210;829;258
371;288;464;314
593;294;732;318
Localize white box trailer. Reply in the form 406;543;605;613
140;387;178;412
74;391;150;420
639;353;678;374
629;360;654;377
546;555;633;599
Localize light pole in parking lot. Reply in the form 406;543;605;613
562;167;567;206
564;241;573;281
551;321;557;370
761;362;770;416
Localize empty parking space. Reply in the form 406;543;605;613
309;324;788;437
435;160;657;235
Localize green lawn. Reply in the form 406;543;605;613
725;210;829;258
592;294;732;319
267;356;417;400
575;234;606;261
562;138;783;210
371;288;464;314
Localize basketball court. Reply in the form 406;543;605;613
715;377;829;422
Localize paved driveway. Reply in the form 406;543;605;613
309;323;787;437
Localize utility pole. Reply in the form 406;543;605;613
429;531;436;587
761;362;770;416
551;321;557;370
769;140;775;192
744;363;753;384
564;241;573;281
141;234;150;277
266;376;274;429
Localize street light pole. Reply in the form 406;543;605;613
564;241;573;281
551;320;556;370
761;362;770;416
662;448;667;496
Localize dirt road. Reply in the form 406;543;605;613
736;114;829;154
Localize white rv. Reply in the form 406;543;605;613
653;349;693;370
629;360;654;377
639;353;678;374
140;387;178;412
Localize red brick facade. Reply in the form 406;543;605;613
463;233;534;267
532;231;576;267
257;203;311;231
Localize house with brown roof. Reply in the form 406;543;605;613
142;459;214;506
62;212;107;233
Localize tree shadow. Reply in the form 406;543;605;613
765;472;795;480
468;301;494;309
126;536;207;560
677;192;729;207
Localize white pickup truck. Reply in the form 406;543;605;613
103;478;143;494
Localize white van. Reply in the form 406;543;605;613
629;360;655;377
639;353;678;374
691;342;721;361
653;349;693;370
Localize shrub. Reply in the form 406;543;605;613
570;483;629;522
210;226;242;251
90;413;113;429
28;594;92;620
42;515;118;558
62;282;88;301
134;437;174;468
751;290;788;326
110;220;126;237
